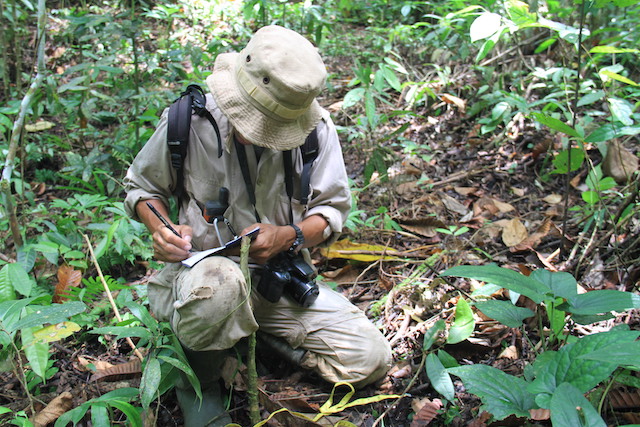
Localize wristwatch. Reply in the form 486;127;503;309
288;224;304;253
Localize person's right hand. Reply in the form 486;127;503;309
152;224;193;262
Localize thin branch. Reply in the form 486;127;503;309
83;234;144;361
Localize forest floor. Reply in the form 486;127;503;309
3;21;640;427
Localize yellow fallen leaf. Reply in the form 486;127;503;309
320;239;402;262
25;121;55;132
33;321;80;343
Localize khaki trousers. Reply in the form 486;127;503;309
148;256;392;387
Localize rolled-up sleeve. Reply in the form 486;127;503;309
304;111;351;246
123;110;176;221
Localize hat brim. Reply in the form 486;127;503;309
207;52;323;150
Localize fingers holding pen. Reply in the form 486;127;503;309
152;224;193;262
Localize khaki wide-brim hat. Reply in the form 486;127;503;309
207;25;327;150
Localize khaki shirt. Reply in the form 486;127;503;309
124;94;351;252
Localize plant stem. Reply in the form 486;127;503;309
240;235;260;425
560;0;586;259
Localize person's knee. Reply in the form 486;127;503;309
172;257;257;351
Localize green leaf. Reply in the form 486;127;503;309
0;265;17;302
343;87;365;109
470;12;502;42
550;383;606;427
579;341;640;368
530;269;577;300
474;300;534;327
108;400;142;427
90;404;110;427
89;326;152;341
22;326;50;380
527;329;640;407
4;263;34;297
448;364;536;420
585;123;640;143
582;191;600;204
590;45;639;54
561;290;640;315
599;69;638;86
141;357;161;409
10;302;86;333
552;148;585;174
423;319;445;351
125;302;158;333
426;353;455;402
577;90;604;107
447;298;475;344
608;97;634;125
532;112;582;138
442;264;549;303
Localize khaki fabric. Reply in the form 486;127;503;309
149;256;391;386
124;96;350;252
125;93;391;386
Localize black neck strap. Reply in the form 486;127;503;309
234;136;295;224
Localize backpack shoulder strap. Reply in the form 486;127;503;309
283;127;320;219
166;84;222;198
299;128;319;206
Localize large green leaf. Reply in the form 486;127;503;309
21;326;50;380
532;112;582;138
447;298;475;344
474;300;534;327
426;353;455;402
0;266;17;303
530;269;577;300
423;319;445;351
527;329;640;407
579;341;640;368
442;265;549;303
448;364;536;420
550;383;606;427
4;263;34;298
10;301;86;333
560;290;640;315
585;123;640;143
141;357;161;410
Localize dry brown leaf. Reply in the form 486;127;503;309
530;408;551;421
603;140;639;183
492;199;515;213
397;181;419;195
501;218;528;247
90;360;142;382
438;192;470;216
77;356;114;371
454;186;478;196
33;392;74;427
441;93;466;113
511;187;526;197
467;411;492;427
543;194;563;204
410;398;442;426
53;264;83;303
498;345;518;359
399;217;446;238
511;219;554;252
609;388;640;409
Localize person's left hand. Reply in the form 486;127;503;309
240;223;294;264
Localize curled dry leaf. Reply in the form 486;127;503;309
90;359;141;382
399;217;446;238
441;93;466;113
33;391;74;427
53;264;83;303
608;388;640;409
603;140;638;183
410;398;443;427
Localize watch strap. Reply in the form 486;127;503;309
288;224;304;253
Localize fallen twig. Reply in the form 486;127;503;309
83;234;144;361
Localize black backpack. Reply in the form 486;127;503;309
166;84;319;206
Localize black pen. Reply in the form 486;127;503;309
146;201;183;238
